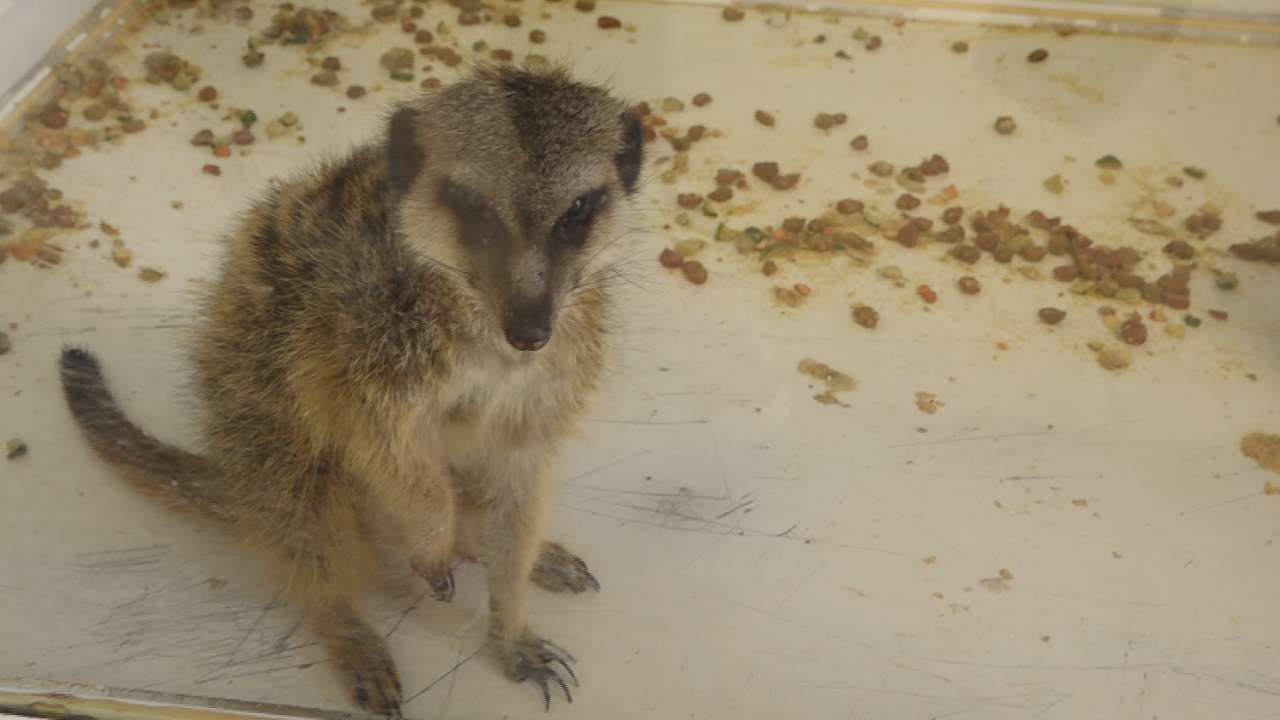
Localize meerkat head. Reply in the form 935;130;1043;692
385;63;645;352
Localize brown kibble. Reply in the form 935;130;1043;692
1257;210;1280;225
762;260;777;276
232;130;255;145
503;13;521;27
865;36;882;51
686;125;706;142
1038;307;1066;325
1027;48;1048;63
951;40;969;53
401;20;417;33
852;305;880;329
529;29;546;43
1119;317;1148;345
896;194;920;211
659;248;684;268
850;135;869;151
1052;265;1078;282
1208;309;1228;320
1163;293;1191;310
191;128;214;146
771;173;801;191
1163;240;1194;259
457;10;481;24
321;56;341;71
202;164;221;176
575;0;596;10
692;92;712;107
714;169;742;186
346;85;367;99
752;162;779;182
755;110;776;127
958;276;981;295
121;118;145;133
942;206;964;225
311;70;339;87
40;103;68;130
82;103;106;121
708;186;733;203
916;285;937;303
950;244;980;264
420;77;441;89
994;116;1017;134
836;198;863;215
896;225;919;248
722;7;745;21
597;16;621;29
677;193;703;209
233;5;253;20
868;161;894;177
415;29;435;43
795;283;811;297
814;112;846;130
682;260;708;285
380;47;415;72
782;217;806;233
197;85;217;102
1021;245;1047;262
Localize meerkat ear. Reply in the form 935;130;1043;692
386;106;426;196
614;110;644;195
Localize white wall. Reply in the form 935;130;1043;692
0;0;103;101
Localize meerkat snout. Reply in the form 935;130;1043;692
504;295;553;351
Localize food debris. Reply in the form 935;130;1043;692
722;7;745;21
1038;307;1066;325
951;40;969;53
1089;342;1131;371
138;267;166;282
1095;155;1122;169
852;304;880;329
754;110;775;127
979;569;1013;593
1257;210;1280;225
6;438;27;460
682;260;708;285
1043;174;1065;194
1242;433;1280;476
915;391;943;414
957;276;981;295
0;331;10;355
1182;166;1207;180
994;116;1017;134
1027;48;1048;62
596;16;622;29
798;358;857;406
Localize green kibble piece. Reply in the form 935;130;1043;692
1070;279;1095;295
138;267;166;282
390;70;414;81
1215;272;1239;290
278;111;299;127
1114;287;1142;304
1095;155;1122;169
835;50;851;60
6;438;27;460
1183;166;1207;180
1007;234;1032;253
674;239;706;257
472;40;488;52
1184;314;1202;327
1044;174;1065;194
661;97;684;112
241;109;257;127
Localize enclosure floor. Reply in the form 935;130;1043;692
3;2;1280;718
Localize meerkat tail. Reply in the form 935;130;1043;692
59;347;220;517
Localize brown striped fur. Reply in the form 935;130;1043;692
60;63;644;716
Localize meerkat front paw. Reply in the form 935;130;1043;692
503;635;578;710
328;629;404;718
530;541;600;594
412;559;456;602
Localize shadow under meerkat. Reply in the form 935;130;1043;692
60;63;645;717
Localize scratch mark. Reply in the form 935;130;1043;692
404;647;483;705
75;544;169;574
771;559;828;615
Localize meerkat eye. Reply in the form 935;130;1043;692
552;188;607;249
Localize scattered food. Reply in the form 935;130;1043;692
852;304;880;329
957;276;980;295
915;391;943;414
1242;432;1280;475
755;110;776;127
5;438;26;460
994;116;1017;134
682;260;708;285
1038;307;1066;325
1027;48;1048;63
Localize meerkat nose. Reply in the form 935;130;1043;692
508;337;547;352
504;297;553;351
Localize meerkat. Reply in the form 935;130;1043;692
59;63;645;717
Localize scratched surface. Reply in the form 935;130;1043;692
3;2;1280;718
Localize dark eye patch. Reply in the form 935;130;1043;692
440;181;509;249
551;187;608;250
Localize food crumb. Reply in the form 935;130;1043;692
1027;48;1048;62
0;331;10;355
994;116;1017;134
852;304;879;329
755;110;775;127
138;267;166;282
915;391;943;414
658;247;683;268
5;438;27;460
1038;307;1066;325
957;276;980;295
682;260;708;285
202;164;221;176
1242;432;1280;476
692;92;712;107
951;40;968;53
799;358;857;406
722;7;745;21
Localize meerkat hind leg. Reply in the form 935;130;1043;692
531;541;600;594
309;598;404;718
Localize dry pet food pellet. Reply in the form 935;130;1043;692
692;92;712;107
852;305;880;329
851;135;869;151
682;261;708;285
836;198;863;214
994;116;1017;134
957;276;980;295
659;248;684;268
597;16;621;29
755;110;775;127
677;193;703;209
722;7;745;21
1027;48;1048;62
752;162;779;181
1119;318;1148;345
1038;307;1066;325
